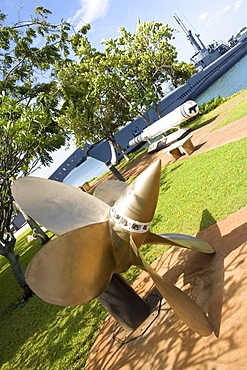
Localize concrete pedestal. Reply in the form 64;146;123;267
162;135;194;161
179;137;195;155
168;147;182;161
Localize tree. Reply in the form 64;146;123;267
57;53;135;160
57;19;197;155
0;7;78;299
102;19;197;119
168;61;197;88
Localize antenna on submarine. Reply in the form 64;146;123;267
174;13;206;53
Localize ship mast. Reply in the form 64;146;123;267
174;14;206;53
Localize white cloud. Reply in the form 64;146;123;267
68;0;111;30
205;6;231;29
199;12;209;22
234;0;244;12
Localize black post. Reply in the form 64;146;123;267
106;163;125;181
97;274;150;331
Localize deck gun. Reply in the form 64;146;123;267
129;100;198;146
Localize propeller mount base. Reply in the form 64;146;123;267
113;294;162;345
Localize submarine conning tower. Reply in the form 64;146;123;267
174;14;226;69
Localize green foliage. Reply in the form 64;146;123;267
101;19;197;117
57;56;133;146
0;7;73;102
0;7;75;294
0;5;75;177
168;61;197;88
0;6;74;232
102;20;178;114
0;95;66;170
198;96;227;115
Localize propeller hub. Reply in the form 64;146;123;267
110;204;150;233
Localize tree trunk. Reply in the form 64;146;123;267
6;250;33;300
107;139;119;165
1;233;33;300
118;146;130;162
154;102;163;119
22;211;50;245
108;137;130;162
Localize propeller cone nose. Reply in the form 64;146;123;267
115;160;161;223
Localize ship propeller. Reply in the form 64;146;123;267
12;160;215;336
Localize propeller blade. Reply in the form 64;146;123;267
145;232;215;253
93;180;128;207
129;237;213;336
26;221;115;306
12;177;110;235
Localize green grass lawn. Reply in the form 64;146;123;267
212;89;247;129
183;88;247;132
0;90;247;369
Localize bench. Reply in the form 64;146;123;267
79;182;92;192
162;134;194;161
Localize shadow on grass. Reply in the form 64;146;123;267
0;287;107;369
185;115;219;131
200;209;218;231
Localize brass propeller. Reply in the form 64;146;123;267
145;232;215;253
129;237;213;337
12;176;110;235
12;160;215;336
25;222;114;306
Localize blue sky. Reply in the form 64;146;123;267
1;0;246;177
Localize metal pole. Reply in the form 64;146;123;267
106;164;125;181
